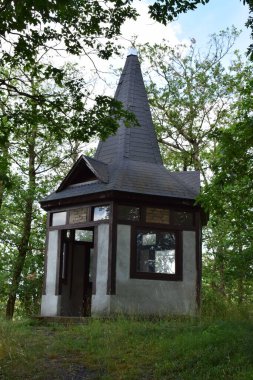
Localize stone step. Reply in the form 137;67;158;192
33;316;90;325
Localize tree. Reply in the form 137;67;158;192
200;115;253;302
0;56;137;213
0;1;136;59
137;31;253;303
0;60;114;319
200;59;253;303
200;119;253;303
1;0;179;319
149;0;253;303
0;1;136;119
0;1;176;192
149;0;253;59
0;1;187;97
0;1;184;61
139;29;245;182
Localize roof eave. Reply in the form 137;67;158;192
40;189;200;211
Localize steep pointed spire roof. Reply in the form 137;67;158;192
95;50;163;165
40;50;200;208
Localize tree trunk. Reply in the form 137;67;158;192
5;127;36;319
237;276;244;305
192;142;200;170
217;254;226;297
0;180;5;211
211;249;226;298
237;244;244;304
0;142;10;211
6;255;28;318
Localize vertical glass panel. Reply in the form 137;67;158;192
61;242;68;280
93;205;110;221
155;250;175;274
142;233;156;246
89;248;94;282
75;229;93;242
117;205;140;221
137;230;176;274
146;208;170;224
69;207;89;224
52;212;67;226
173;211;194;226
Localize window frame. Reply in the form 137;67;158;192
171;210;195;227
116;203;195;229
117;205;141;222
130;226;183;281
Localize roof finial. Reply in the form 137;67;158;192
127;47;138;56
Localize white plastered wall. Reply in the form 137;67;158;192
110;225;197;316
91;224;110;315
41;230;61;316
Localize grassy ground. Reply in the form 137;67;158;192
1;313;253;380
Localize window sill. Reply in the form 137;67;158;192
130;272;183;281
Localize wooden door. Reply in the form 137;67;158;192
60;230;93;316
70;243;90;316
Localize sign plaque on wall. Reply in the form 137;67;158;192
69;207;88;224
146;208;170;224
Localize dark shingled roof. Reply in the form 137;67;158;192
95;51;162;165
41;50;200;206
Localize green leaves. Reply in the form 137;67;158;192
148;0;210;25
0;0;138;62
69;96;139;142
200;115;253;302
138;30;253;303
139;29;241;177
0;57;139;317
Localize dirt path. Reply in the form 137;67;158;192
32;326;101;380
40;359;98;380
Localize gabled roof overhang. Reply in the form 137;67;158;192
56;155;109;192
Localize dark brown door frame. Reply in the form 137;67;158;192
59;228;94;316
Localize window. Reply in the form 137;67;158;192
117;205;140;221
93;205;110;221
75;229;93;242
137;230;175;274
173;211;194;226
51;212;67;226
131;228;182;281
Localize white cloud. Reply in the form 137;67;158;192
120;0;181;46
84;1;186;95
52;1;188;98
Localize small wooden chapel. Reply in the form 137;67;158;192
40;49;203;317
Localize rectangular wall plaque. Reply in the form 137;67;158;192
69;207;88;224
146;208;170;224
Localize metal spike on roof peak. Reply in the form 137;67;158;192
127;47;138;56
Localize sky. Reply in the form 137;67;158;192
175;0;250;53
75;0;251;151
119;0;251;53
63;0;251;78
81;0;251;97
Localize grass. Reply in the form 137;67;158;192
1;313;253;379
